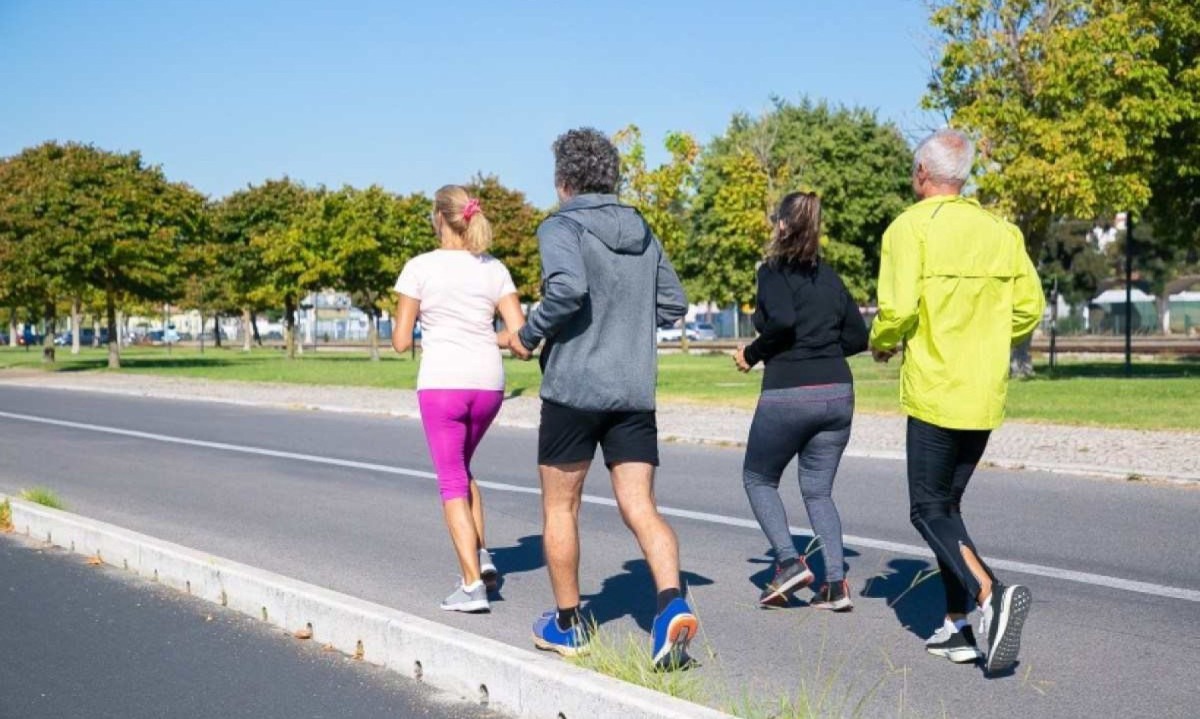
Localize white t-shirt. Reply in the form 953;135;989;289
394;250;517;391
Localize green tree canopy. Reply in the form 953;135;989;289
317;185;435;360
925;0;1187;256
0;142;202;367
465;175;544;302
214;178;313;352
693;98;912;302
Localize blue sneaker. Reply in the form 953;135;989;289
651;597;698;670
532;610;589;657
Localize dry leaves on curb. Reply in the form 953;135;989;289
85;555;103;566
293;627;314;640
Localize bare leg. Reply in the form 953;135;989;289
443;498;482;583
610;462;680;593
468;479;486;549
960;544;994;604
541;462;589;608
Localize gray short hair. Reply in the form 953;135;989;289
913;129;974;186
552;128;620;195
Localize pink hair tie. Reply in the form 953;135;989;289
462;198;481;222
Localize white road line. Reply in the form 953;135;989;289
3;409;1197;604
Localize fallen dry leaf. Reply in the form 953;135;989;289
293;627;314;640
86;555;103;566
321;643;337;653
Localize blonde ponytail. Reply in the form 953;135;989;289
434;184;493;255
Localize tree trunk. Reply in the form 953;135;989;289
251;312;262;347
7;309;17;347
199;309;206;354
1157;295;1171;335
91;316;101;347
41;301;56;364
241;307;252;352
1009;339;1033;378
285;296;297;360
106;289;120;369
213;311;222;348
368;309;381;362
70;297;81;355
115;309;125;350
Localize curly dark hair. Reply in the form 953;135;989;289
552;127;620;195
765;192;821;267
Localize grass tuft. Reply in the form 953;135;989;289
569;621;706;703
18;487;65;510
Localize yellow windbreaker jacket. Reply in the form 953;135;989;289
869;195;1045;430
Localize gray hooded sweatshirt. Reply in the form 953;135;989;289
517;194;686;412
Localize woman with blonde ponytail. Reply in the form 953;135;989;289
392;184;526;613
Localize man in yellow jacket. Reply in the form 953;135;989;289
870;128;1044;675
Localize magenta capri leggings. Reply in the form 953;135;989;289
417;390;505;502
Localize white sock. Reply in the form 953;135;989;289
953;618;969;632
462;579;484;592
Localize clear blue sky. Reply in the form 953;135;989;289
1;0;937;207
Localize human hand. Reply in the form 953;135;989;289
872;347;898;363
733;345;751;373
496;329;511;348
507;332;533;361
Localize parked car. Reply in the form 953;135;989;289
690;322;718;341
656;322;718;343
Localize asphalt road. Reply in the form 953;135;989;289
0;385;1197;718
0;531;502;719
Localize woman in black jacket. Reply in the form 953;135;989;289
734;191;869;611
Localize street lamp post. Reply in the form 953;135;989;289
1124;213;1134;377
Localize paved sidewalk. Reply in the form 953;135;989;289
1;371;1195;481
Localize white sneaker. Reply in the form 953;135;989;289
479;548;499;591
440;580;489;613
926;618;984;664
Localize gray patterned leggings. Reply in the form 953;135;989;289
742;384;854;583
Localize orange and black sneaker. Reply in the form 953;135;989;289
810;579;854;612
758;558;814;608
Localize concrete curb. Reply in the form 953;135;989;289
3;377;1196;484
3;497;733;719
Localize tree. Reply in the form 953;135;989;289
178;201;233;351
693;98;912;301
690;150;772;309
925;0;1185;254
615;126;702;346
318;185;436;360
0;142;201;367
250;184;330;359
465;175;544;301
215;178;312;352
615;125;700;263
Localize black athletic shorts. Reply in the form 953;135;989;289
537;400;660;467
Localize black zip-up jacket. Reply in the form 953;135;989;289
743;260;869;390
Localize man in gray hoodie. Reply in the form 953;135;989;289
510;128;696;669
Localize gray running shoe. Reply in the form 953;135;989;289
479;548;500;591
440;581;489;613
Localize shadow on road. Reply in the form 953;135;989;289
859;558;945;640
582;559;714;632
487;534;545;578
